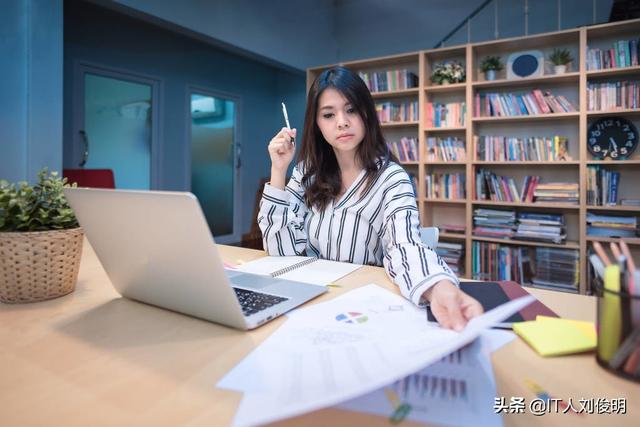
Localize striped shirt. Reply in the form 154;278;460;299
258;161;459;306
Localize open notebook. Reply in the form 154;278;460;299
234;256;362;286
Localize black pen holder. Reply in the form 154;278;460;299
594;278;640;383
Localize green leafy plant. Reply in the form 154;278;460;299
0;168;79;232
480;56;504;72
549;48;573;66
430;61;466;84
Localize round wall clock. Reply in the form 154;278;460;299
587;117;638;159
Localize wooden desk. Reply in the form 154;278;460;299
0;241;637;426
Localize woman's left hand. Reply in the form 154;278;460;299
422;280;483;331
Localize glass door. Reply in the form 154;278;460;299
71;64;159;189
189;90;241;243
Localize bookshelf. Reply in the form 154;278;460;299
307;18;640;295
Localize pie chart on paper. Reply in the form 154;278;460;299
335;312;368;324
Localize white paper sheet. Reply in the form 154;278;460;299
235;256;362;286
218;284;532;427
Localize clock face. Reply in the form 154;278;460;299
588;117;639;159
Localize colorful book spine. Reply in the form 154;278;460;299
474;90;576;117
587;80;639;111
475;135;570;161
426;102;466;128
426;137;467;161
425;173;466;199
376;101;419;123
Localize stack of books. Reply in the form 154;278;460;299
513;212;566;244
425;173;465;199
530;247;580;293
586;39;640;70
425;102;466;128
586;166;621;206
475;169;539;203
474;135;570;161
587;213;638;238
474;89;577;117
358;69;419;92
387;137;418;162
435;241;464;275
587;80;639;111
376;101;419;123
533;182;579;204
439;224;466;235
426;137;466;161
473;208;516;239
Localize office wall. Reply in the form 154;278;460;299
64;0;306;237
0;0;63;184
334;0;614;62
103;0;337;71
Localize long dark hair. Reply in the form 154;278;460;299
298;66;396;210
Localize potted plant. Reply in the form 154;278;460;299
549;48;573;74
480;56;503;81
0;169;83;303
430;61;466;85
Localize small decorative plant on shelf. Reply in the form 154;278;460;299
549;48;573;74
0;169;83;303
430;61;466;85
480;56;503;81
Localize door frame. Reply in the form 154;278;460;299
186;85;243;244
72;61;163;189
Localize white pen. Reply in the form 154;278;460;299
281;102;295;146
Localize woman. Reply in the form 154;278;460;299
258;66;482;331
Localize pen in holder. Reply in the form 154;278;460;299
594;274;640;383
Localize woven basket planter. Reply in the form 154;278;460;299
0;228;84;303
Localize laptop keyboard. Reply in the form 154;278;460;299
233;287;289;316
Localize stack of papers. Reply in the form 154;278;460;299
513;316;596;356
218;284;533;426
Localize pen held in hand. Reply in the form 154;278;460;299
281;102;295;146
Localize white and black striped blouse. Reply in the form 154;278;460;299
258;161;459;306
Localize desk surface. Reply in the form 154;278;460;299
0;240;637;426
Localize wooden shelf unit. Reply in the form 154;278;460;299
307;18;640;294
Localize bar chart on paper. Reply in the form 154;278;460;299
338;342;504;427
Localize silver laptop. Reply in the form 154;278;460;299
64;188;327;330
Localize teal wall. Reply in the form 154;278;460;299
0;0;63;184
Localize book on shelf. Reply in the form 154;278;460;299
473;208;516;239
407;172;418;197
474;89;576;117
387;137;418;162
621;198;640;206
533;183;579;204
426;136;467;161
376;100;419;123
513;212;567;244
472;242;579;292
586;213;638;238
475;135;571;161
475;169;538;203
586;165;621;206
435;241;464;275
425;102;466;128
425;173;466;199
587;80;639;111
587;38;640;70
439;224;466;234
358;69;419;92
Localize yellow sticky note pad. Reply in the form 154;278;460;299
535;316;597;342
513;317;596;357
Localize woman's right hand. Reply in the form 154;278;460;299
268;127;296;173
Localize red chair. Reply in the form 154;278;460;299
63;169;116;189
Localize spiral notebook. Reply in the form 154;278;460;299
235;256;362;286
